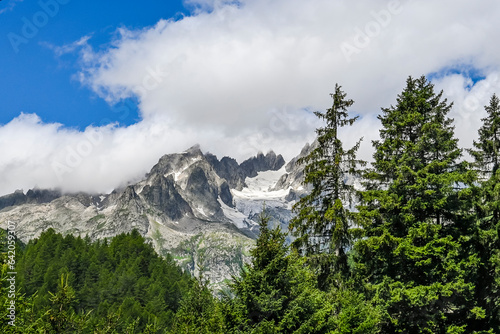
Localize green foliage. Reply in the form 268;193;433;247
1;229;192;333
323;282;381;334
361;75;469;231
224;211;379;333
290;84;365;281
467;94;500;330
355;75;494;333
170;274;226;333
470;94;500;176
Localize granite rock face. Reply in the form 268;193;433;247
0;189;62;211
239;151;286;178
141;175;192;221
205;154;247;190
206;150;285;190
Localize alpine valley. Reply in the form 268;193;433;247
0;143;313;290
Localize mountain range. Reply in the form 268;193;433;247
0;143;313;289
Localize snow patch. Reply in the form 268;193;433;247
218;198;249;229
226;166;292;227
232;166;290;200
196;206;207;217
163;156;202;181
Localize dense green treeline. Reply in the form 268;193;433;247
2;75;500;333
1;229;193;333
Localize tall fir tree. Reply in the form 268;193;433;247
226;210;320;333
468;93;500;330
366;75;466;232
469;94;500;227
289;84;364;282
355;76;484;333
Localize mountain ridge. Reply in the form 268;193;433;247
0;143;311;289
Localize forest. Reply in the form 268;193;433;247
2;75;500;333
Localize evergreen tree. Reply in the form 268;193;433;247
170;274;225;334
226;210;379;333
365;75;466;231
289;84;364;281
355;75;483;333
469;94;500;226
470;94;500;177
468;93;500;330
43;274;92;333
227;211;326;333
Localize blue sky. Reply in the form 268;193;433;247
1;0;500;196
0;0;188;128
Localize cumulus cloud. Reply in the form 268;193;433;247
2;0;500;196
0;112;317;196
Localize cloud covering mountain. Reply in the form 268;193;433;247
2;0;500;196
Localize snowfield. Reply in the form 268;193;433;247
232;166;290;200
229;166;294;231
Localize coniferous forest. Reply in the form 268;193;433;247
2;75;500;333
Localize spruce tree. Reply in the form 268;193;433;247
470;94;500;177
289;84;364;281
468;93;500;330
366;75;465;232
224;210;380;333
469;94;500;225
355;76;482;333
230;211;302;331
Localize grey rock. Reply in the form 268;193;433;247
0;188;61;211
219;182;233;207
206;150;285;191
273;140;317;194
240;151;285;178
141;174;192;221
205;153;247;190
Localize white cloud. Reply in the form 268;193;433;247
2;0;500;196
0;112;317;196
433;71;500;157
42;35;93;57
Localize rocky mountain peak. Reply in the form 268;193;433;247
0;188;62;211
239;150;285;178
185;144;203;156
206;150;286;191
205;153;246;190
272;141;316;200
147;145;204;179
